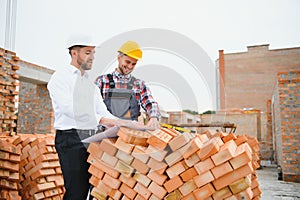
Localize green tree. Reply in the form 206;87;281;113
183;109;199;115
201;110;216;115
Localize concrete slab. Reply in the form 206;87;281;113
257;167;300;199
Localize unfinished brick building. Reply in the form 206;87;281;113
216;44;300;182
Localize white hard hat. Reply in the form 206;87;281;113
66;34;98;49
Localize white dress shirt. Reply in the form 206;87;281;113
47;64;116;130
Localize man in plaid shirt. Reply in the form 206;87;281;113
95;41;161;129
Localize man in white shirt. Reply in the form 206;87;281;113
47;35;142;200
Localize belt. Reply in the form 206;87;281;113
56;129;97;136
77;129;96;136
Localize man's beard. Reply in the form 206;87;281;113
77;57;92;71
81;62;91;70
118;64;129;75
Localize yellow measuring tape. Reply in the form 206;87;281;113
160;123;195;133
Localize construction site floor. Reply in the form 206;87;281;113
257;167;300;199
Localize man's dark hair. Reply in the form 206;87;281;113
68;45;86;55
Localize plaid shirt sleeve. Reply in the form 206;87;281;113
94;75;110;99
137;79;161;119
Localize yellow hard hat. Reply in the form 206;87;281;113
118;41;143;60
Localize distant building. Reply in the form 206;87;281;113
216;44;300;112
216;44;300;182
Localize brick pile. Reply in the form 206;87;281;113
0;134;64;200
87;127;262;200
0;137;22;200
0;48;19;136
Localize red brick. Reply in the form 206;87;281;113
234;135;248;146
147;129;173;150
181;192;196;200
222;132;237;143
212;162;254;190
118;127;150;147
229;175;251;194
229;143;252;169
120;183;137;199
88;154;120;178
147;170;167;185
251;178;259;189
109;189;122;200
133;173;151;187
116;149;134;165
211;140;237;166
163;190;182;200
99;138;117;156
166;161;186;179
178;179;197;196
102;173;121;189
146;145;168;162
160;127;178;137
193;170;215;188
91;184;109;199
168;132;190;151
115;160;134;177
165;149;183;166
194;157;215;174
147;158;167;174
184;152;200;167
164;175;184;193
252;186;262;197
134;182;152;199
148;181;167;199
101;152;118;167
89;175;99;187
132;145;149;163
197;137;221;160
115;137;135;154
180;167;198;182
212;186;232;199
211;161;233;179
119;174;136;188
182;137;203;159
236;187;253;200
196;133;209;143
193;183;215;200
131;158;150;174
89;165;104;180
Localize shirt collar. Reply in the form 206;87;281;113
67;64;89;78
112;69;131;79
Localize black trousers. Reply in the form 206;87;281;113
55;129;93;200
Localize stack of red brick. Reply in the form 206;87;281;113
0;134;64;200
88;127;262;200
0;138;21;200
0;48;19;136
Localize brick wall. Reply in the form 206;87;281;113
272;70;300;182
264;100;273;161
0;48;19;136
17;82;54;134
199;112;258;137
0;47;54;135
168;112;201;125
218;44;300;113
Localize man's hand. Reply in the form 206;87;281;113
147;117;160;130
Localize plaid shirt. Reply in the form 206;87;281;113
95;69;161;119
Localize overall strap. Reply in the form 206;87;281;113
107;74;115;88
127;76;136;90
